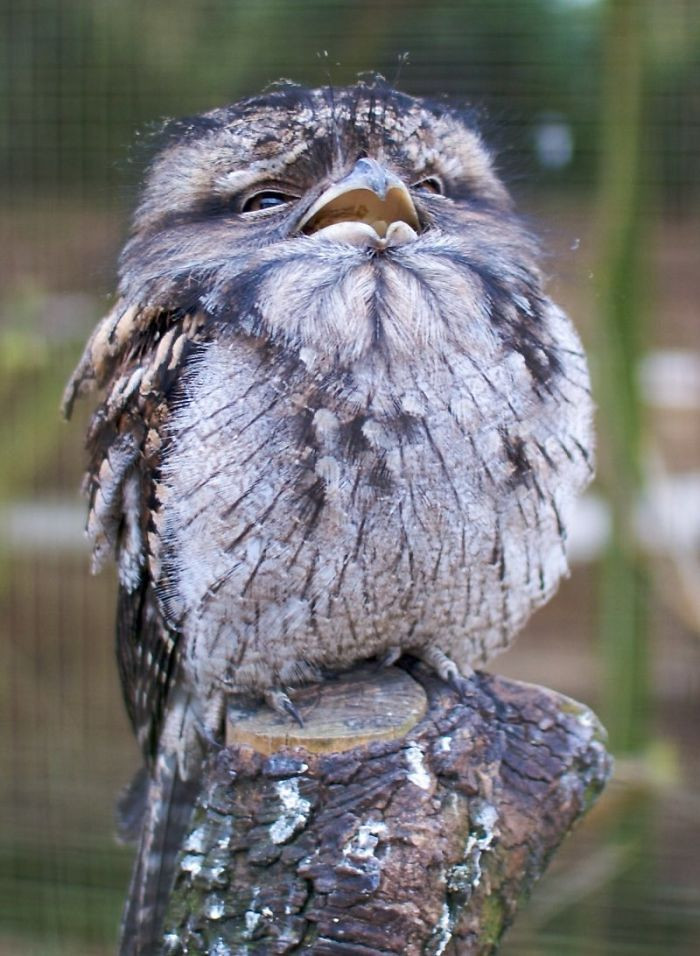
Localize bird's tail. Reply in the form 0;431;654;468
119;751;200;955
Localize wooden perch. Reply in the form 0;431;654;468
162;664;612;955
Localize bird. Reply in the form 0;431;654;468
63;79;594;954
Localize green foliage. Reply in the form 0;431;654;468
1;0;604;194
595;0;652;754
0;839;129;951
3;0;696;201
0;331;82;501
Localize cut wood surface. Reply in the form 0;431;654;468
226;664;429;755
163;664;612;955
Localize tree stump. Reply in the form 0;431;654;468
162;664;612;955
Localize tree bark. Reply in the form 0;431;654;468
162;665;612;955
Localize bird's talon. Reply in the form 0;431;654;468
265;688;305;727
447;669;475;701
194;718;223;751
375;645;402;671
412;646;475;702
282;696;305;728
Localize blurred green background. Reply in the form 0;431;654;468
1;0;699;953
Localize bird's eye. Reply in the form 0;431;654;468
412;176;444;196
241;191;296;214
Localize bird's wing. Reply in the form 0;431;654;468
119;695;201;955
116;578;179;761
63;301;207;762
65;303;211;953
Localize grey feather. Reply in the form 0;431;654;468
120;749;200;954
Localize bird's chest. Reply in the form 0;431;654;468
156;341;505;684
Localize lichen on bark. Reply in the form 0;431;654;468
162;669;612;955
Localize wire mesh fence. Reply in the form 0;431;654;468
1;1;699;953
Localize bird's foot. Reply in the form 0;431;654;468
375;645;402;670
412;646;476;702
193;715;224;752
264;688;305;727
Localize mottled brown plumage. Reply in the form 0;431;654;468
65;80;594;953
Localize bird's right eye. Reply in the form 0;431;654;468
412;176;444;196
241;191;296;214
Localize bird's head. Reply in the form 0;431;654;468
117;81;561;382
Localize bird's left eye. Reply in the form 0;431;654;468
241;191;296;214
412;176;444;196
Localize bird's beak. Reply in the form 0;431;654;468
298;157;420;247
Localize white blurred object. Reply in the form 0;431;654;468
566;475;700;565
566;492;611;563
639;349;700;410
0;499;87;552
534;113;574;170
637;472;700;555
